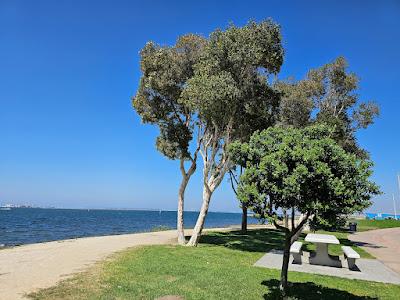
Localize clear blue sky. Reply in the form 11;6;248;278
1;0;399;213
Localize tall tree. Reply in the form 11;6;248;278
182;20;283;246
229;125;380;295
133;34;206;245
133;20;283;246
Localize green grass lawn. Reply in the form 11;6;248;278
351;219;400;231
29;228;400;300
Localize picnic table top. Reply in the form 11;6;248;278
305;233;340;245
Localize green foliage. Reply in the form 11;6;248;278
310;57;380;157
133;20;284;162
275;57;380;158
275;78;315;128
229;125;380;225
150;225;172;232
309;214;348;231
181;20;283;142
133;34;206;160
133;20;285;245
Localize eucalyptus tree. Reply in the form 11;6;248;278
182;20;283;246
229;125;380;295
133;20;283;246
276;56;380;157
133;34;206;245
311;57;380;158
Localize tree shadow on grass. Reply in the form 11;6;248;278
196;229;286;252
262;279;377;300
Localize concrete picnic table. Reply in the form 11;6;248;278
305;233;341;267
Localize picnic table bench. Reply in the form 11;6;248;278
290;241;303;264
305;233;341;267
342;246;360;269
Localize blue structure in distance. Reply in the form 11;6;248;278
365;213;400;220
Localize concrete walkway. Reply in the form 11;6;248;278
254;250;400;284
348;227;400;274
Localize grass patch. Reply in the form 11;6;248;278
150;225;173;232
29;229;399;300
351;219;400;231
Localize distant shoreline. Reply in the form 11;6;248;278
0;206;244;214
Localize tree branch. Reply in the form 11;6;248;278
290;212;310;237
291;208;295;231
228;170;238;195
179;158;187;177
273;219;290;234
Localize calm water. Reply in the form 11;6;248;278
0;208;258;246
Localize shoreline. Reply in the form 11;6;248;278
0;208;260;248
0;224;270;299
0;223;265;250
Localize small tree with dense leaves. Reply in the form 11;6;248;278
229;125;380;295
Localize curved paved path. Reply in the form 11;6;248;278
348;227;400;274
0;230;177;300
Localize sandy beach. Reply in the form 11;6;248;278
0;225;265;299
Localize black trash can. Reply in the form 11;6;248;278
349;222;357;232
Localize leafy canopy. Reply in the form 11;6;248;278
133;34;206;160
229;125;380;224
133;20;284;165
182;20;283;144
275;57;379;157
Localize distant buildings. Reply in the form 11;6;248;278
0;203;34;208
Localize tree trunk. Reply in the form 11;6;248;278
177;158;197;245
290;213;307;244
283;209;288;228
280;233;291;296
177;174;190;245
186;184;212;246
241;203;247;232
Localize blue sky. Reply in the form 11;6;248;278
1;0;399;213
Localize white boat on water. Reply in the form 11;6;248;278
0;204;13;210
